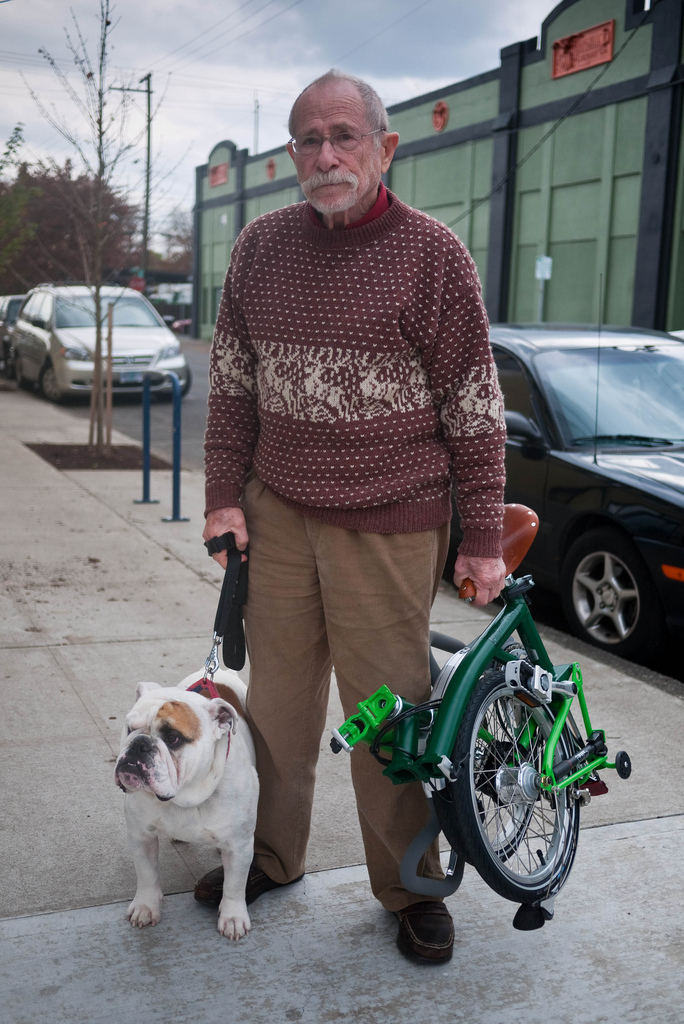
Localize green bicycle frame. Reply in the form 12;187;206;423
334;577;616;790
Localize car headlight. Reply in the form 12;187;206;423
59;344;91;361
156;342;181;361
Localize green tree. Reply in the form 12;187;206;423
0;125;37;278
0;161;137;294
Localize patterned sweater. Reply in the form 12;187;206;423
205;192;506;557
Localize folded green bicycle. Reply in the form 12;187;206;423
331;505;632;930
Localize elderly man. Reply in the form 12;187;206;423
195;69;506;964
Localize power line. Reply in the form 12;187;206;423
0;61;291;101
332;0;437;64
149;0;262;68
159;73;287;95
446;11;650;231
164;0;306;75
0;50;61;68
153;0;288;75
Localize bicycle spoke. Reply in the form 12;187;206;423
467;682;578;886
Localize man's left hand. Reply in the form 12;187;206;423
453;554;506;607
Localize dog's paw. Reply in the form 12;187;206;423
217;899;250;940
126;898;162;928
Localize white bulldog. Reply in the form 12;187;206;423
115;669;258;940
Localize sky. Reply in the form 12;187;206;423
1;0;553;247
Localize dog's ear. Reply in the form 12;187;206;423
208;697;238;735
135;680;162;700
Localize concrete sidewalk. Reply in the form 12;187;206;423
1;385;683;1024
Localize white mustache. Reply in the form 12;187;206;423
302;170;359;191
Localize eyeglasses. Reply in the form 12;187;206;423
288;128;385;155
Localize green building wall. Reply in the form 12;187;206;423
509;97;646;324
193;0;684;340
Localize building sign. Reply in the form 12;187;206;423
552;20;614;79
265;158;276;181
535;255;553;280
432;100;449;132
209;162;229;187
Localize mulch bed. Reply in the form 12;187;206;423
26;443;172;471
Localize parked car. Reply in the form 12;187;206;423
451;324;684;663
0;293;26;377
10;284;191;401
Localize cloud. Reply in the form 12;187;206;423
0;0;554;235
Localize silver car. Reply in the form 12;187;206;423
11;284;191;401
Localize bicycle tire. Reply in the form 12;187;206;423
434;669;580;905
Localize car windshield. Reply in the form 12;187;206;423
535;343;684;447
55;295;160;329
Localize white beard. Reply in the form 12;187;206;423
301;169;360;214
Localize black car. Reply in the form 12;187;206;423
459;324;684;663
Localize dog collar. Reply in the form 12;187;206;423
186;678;232;760
186;677;221;699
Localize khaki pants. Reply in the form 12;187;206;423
242;476;450;912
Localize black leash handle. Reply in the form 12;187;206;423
204;532;248;670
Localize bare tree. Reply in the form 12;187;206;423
155;207;193;274
23;0;142;451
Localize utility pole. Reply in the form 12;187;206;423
111;72;152;285
140;73;152;285
253;90;259;155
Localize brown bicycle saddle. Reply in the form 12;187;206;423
458;504;539;601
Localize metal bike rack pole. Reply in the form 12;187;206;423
134;374;159;505
162;371;189;523
134;372;188;521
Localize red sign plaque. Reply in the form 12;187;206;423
432;100;449;132
209;162;229;187
552;20;614;79
265;158;276;181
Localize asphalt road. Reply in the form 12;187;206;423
28;336;684;686
68;335;210;472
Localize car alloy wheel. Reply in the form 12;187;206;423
560;528;664;661
14;353;32;390
2;342;15;379
39;361;64;402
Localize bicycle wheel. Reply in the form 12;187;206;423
434;669;580;905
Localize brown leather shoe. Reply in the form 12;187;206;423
245;863;304;905
396;901;454;964
193;861;304;908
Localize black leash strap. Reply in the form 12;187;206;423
204;532;248;670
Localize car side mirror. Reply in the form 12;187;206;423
505;410;543;443
31;316;46;329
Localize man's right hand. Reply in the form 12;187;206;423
203;507;249;569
